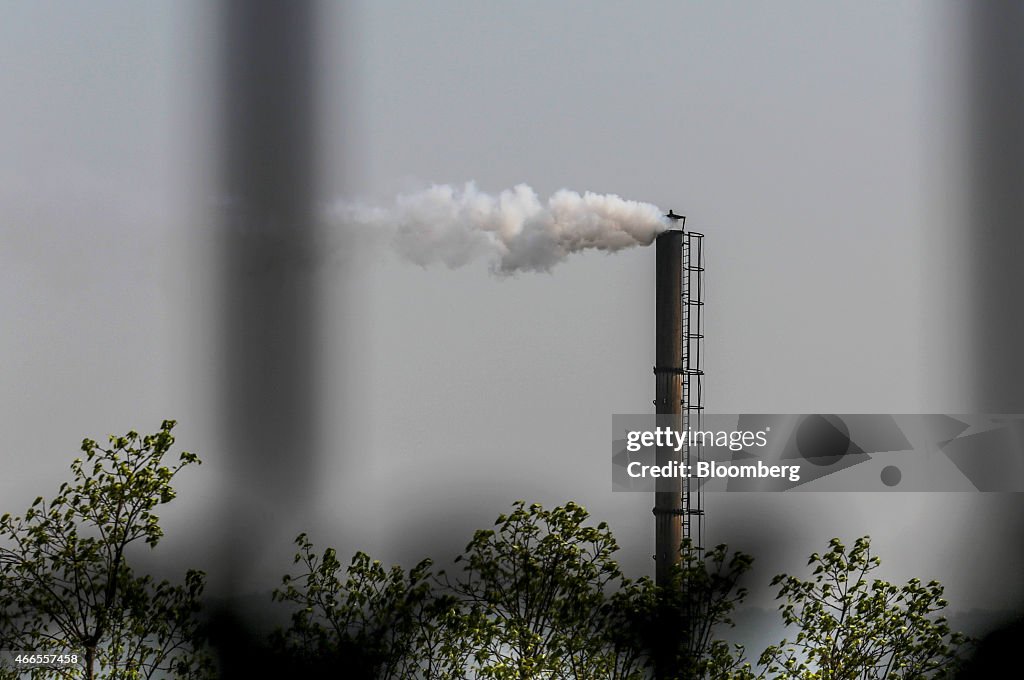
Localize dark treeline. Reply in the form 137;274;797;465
0;422;979;679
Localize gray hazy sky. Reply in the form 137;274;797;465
2;0;1021;645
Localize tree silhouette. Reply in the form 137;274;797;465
759;536;971;680
273;500;754;679
0;421;213;680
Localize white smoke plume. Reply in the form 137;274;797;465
330;182;671;274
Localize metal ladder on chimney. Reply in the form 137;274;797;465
681;231;705;555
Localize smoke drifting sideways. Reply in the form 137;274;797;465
329;183;671;274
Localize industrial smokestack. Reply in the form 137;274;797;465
654;227;684;586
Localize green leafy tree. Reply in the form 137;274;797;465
622;541;755;680
271;533;466;678
758;536;971;680
0;421;214;680
444;500;632;679
450;502;750;679
273;500;754;680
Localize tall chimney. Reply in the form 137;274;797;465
653;229;684;586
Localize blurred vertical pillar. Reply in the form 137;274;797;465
955;8;1024;677
967;4;1024;412
217;0;318;589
